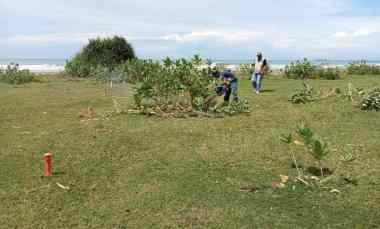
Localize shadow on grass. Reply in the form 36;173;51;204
260;89;275;93
291;163;333;177
52;171;66;176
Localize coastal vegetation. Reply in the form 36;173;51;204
347;60;380;75
0;63;35;84
284;58;341;80
65;36;136;78
360;87;380;111
99;57;250;117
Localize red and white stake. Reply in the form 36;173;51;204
43;152;53;177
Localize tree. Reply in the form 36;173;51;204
65;36;136;77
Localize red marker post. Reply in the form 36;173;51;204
43;152;53;177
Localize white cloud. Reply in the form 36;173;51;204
2;29;264;45
332;32;349;38
162;30;262;43
332;28;379;39
1;0;380;59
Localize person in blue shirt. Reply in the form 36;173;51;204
221;69;238;102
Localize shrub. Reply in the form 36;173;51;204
65;36;136;77
281;123;330;178
209;99;250;116
117;59;161;84
285;59;341;80
126;56;249;117
314;67;341;80
289;82;316;104
132;57;213;109
347;60;380;75
285;59;316;79
0;63;35;85
360;88;380;111
296;123;330;177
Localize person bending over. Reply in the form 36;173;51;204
221;69;238;102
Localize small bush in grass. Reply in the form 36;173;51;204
297;123;330;177
347;60;380;75
289;82;316;104
285;59;316;79
314;67;341;80
285;59;341;80
360;88;380;111
0;63;35;85
65;36;136;78
65;58;93;78
281;123;330;178
208;99;250;116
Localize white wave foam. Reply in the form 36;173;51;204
0;64;64;73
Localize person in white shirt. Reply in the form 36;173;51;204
251;52;267;94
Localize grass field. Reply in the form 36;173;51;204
1;75;379;228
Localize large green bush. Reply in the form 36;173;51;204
347;60;380;75
65;36;136;78
285;59;341;80
119;56;249;117
132;57;213;109
0;63;35;85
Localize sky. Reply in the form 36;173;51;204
1;0;380;60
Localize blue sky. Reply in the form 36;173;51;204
1;0;380;59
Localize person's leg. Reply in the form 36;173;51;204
251;73;257;89
231;81;238;101
256;73;262;93
224;84;231;102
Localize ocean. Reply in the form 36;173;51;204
1;58;380;73
0;58;66;73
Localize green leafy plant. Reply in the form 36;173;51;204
341;145;356;162
280;123;331;179
314;67;341;80
124;56;249;117
347;60;380;75
296;123;329;177
280;122;361;186
285;59;341;80
0;63;35;85
285;59;316;79
209;99;250;116
129;56;214;116
65;36;136;78
289;82;316;104
360;88;380;111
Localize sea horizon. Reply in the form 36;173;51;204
1;58;380;73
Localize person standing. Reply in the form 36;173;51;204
252;52;267;94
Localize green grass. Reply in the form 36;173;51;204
1;75;379;228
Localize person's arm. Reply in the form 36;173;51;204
261;59;268;75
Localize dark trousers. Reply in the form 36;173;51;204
224;81;238;102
